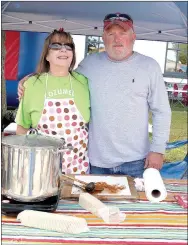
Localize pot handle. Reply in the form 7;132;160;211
57;145;73;153
27;128;39;135
53;146;73;155
57;149;68;153
26;128;39;140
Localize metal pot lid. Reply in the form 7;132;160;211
2;129;65;149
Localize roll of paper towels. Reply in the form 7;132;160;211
143;168;167;203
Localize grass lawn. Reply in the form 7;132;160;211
149;104;187;163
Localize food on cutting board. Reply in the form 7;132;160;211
93;182;125;193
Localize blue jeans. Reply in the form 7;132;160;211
90;159;145;178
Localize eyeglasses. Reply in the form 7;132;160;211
104;13;133;23
49;42;74;51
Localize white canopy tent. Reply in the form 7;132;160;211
1;1;187;43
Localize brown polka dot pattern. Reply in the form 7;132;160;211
57;123;62;128
73;148;78;153
65;129;71;135
37;98;89;175
55;102;61;106
49;116;55;121
69;100;74;105
64;108;69;113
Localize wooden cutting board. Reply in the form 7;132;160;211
60;174;139;201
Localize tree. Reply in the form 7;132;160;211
179;44;187;65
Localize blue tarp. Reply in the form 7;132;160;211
160;140;188;179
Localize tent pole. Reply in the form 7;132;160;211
34;19;66;23
1;2;10;13
162;32;187;40
2;21;28;26
32;22;53;31
2;13;28;23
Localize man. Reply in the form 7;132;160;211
18;13;171;178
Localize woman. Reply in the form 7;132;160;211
16;29;90;175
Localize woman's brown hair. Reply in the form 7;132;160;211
36;29;76;75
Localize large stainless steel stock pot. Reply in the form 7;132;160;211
1;130;69;202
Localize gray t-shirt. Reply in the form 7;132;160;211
76;51;171;168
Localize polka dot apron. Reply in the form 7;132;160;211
36;73;89;174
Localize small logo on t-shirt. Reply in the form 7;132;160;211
47;89;74;97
